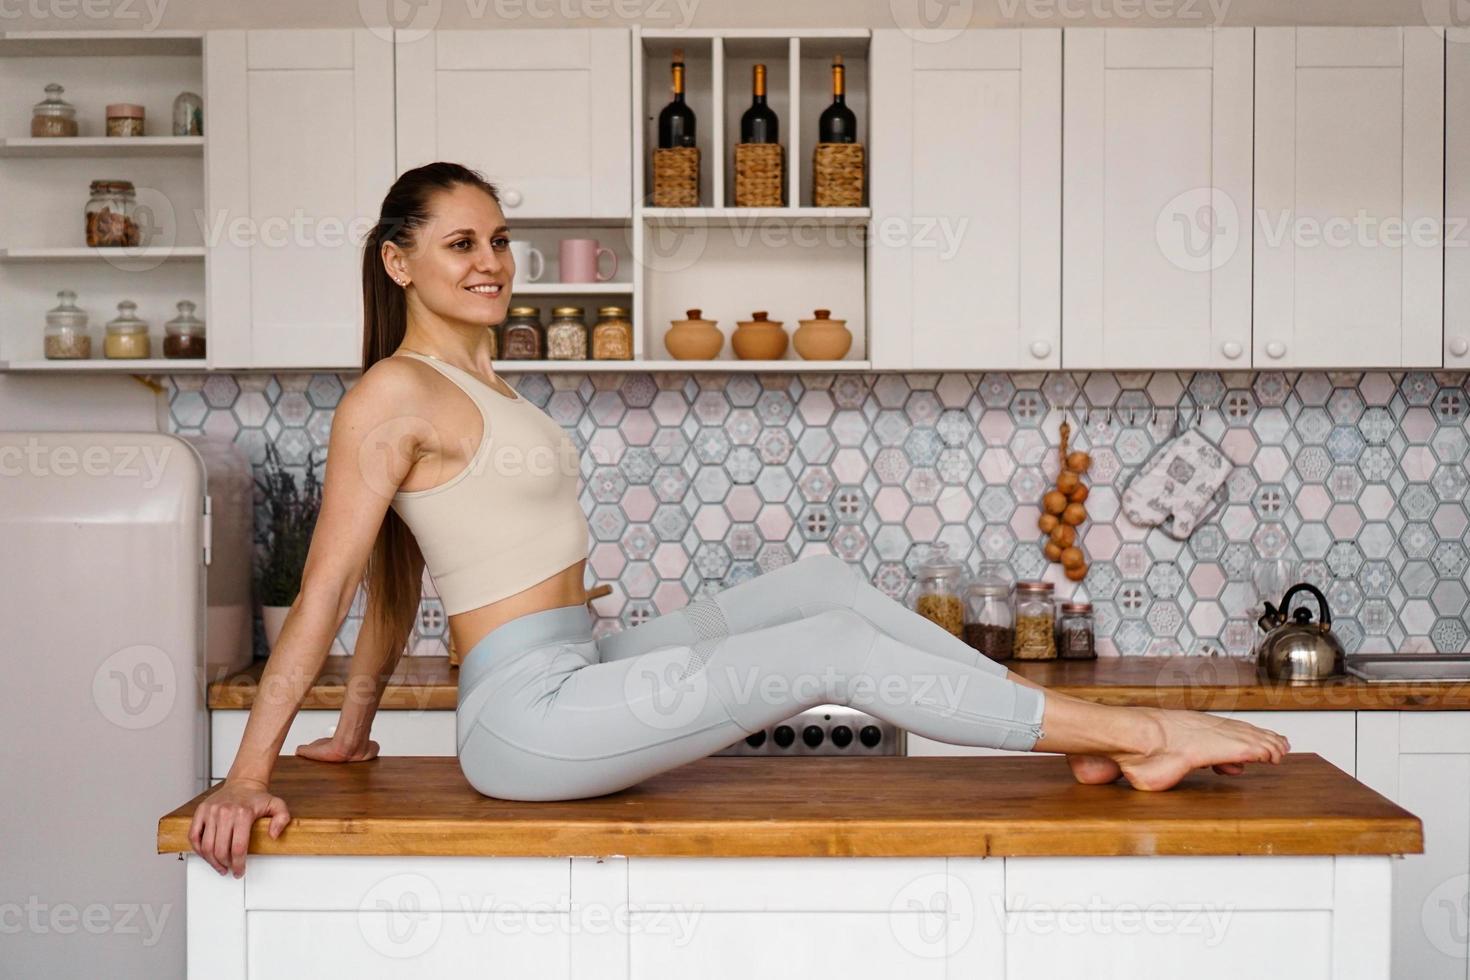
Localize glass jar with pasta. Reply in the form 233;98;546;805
906;543;966;638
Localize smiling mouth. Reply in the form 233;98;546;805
464;283;504;297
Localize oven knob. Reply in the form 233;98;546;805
802;725;824;748
774;725;796;748
745;730;767;748
831;725;853;748
859;725;882;748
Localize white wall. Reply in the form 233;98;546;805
0;375;163;432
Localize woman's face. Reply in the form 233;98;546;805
389;183;515;329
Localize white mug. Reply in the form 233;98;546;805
509;240;546;282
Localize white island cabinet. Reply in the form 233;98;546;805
162;755;1419;980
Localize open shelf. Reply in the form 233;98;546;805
2;357;203;372
0;246;205;262
0;31;203;57
495;358;872;373
512;281;633;295
642;206;869;224
0;136;204;158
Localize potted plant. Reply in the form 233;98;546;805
256;443;323;652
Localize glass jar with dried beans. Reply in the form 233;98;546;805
591;305;633;360
1013;581;1057;660
43;289;90;359
163;300;206;358
500;306;544;360
31;83;78;138
85;180;140;247
906;543;967;637
1057;601;1096;660
963;579;1014;661
546;306;589;360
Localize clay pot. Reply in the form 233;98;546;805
793;308;852;360
664;308;724;360
731;311;789;360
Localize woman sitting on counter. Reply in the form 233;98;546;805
189;162;1290;878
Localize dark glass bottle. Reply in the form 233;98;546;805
740;63;778;144
657;49;696;149
817;55;857;144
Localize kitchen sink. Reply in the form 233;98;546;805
1344;654;1470;683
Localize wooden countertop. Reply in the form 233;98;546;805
158;753;1421;858
207;653;1470;712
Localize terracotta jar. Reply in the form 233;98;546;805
664;308;723;360
793;308;852;360
731;310;788;360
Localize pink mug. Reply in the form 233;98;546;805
559;238;618;283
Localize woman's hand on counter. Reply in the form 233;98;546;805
188;778;292;878
294;735;381;764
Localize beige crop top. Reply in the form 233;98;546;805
388;351;589;615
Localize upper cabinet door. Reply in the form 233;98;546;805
1254;27;1444;368
395;30;631;220
1445;31;1470;369
1062;29;1252;370
206;30;395;369
869;29;1061;371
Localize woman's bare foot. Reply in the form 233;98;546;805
1066;753;1123;784
1109;708;1290;791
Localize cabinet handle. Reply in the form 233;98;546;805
1221;341;1243;360
1030;340;1052;359
500;188;523;208
1264;342;1286;360
1450;337;1470;358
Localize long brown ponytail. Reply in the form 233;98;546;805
359;162;501;648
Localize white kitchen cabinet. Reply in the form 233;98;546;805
1253;27;1444;368
1062;29;1252;369
395;29;631;220
1356;712;1470;980
204;30;395;369
209;709;455;779
869;29;1060;370
907;710;1356;777
1444;30;1470;368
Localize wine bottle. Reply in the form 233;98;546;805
657;49;696;149
817;55;857;143
740;63;779;144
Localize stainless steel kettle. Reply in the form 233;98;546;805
1255;582;1345;683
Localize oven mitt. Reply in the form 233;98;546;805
1121;429;1231;540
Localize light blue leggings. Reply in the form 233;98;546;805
456;554;1048;801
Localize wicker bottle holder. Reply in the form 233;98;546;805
652;145;700;207
734;142;784;207
813;142;865;207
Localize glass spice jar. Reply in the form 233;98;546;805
85;180;140;247
104;300;150;359
591;305;633;360
31;83;79;138
1013;581;1057;660
106;103;145;137
546;306;588;360
906;543;967;637
172;91;203;136
500;306;544;360
963;560;1015;661
1057;601;1096;660
163;300;206;358
43;289;90;359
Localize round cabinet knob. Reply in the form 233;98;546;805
1451;337;1470;358
499;187;523;208
1030;340;1052;359
1264;341;1286;360
1221;341;1243;360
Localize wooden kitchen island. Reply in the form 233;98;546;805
159;753;1421;979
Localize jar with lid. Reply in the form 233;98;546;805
1057;601;1096;660
106;103;145;137
1013;581;1057;660
43;289;90;359
500;306;544;360
963;563;1014;661
163;300;206;358
546;306;588;360
591;305;632;360
172;91;203;136
85;180;139;247
104;300;150;359
31;84;78;138
906;543;966;637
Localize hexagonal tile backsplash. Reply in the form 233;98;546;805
166;369;1470;659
